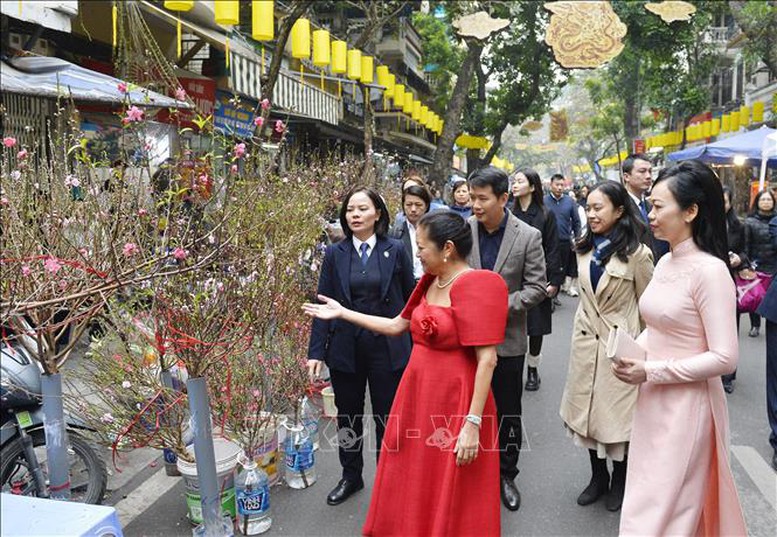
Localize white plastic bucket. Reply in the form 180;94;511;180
177;437;242;525
248;414;285;486
321;386;337;417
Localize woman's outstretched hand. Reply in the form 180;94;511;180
302;294;344;320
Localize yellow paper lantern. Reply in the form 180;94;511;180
360;56;374;84
702;121;711;138
393;84;405;108
721;114;730;132
347;49;362;80
403;92;413;114
312;30;330;66
164;0;193;10
384;74;396;98
331;40;347;74
753;101;765;123
252;0;274;41
420;105;429;125
214;0;240;25
740;105;750;126
376;66;390;91
711;117;720;136
412;101;421;121
731;110;740;131
291;18;310;59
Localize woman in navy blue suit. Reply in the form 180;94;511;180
307;186;415;507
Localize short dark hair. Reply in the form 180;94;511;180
750;189;776;216
575;181;644;264
654;160;729;266
469;166;509;197
418;211;473;259
550;173;565;183
338;186;390;239
402;184;432;213
622;153;651;175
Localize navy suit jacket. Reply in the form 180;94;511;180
307;236;415;373
757;216;777;322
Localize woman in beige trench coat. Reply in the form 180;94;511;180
560;181;654;512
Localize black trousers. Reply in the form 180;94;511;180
558;240;575;279
491;354;525;481
766;321;777;452
328;331;403;483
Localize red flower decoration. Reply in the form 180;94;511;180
420;316;438;337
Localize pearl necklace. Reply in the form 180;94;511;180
436;268;471;289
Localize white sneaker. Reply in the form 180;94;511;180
567;287;579;297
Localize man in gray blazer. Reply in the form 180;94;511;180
467;167;547;511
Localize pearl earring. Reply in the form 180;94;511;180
444;257;448;263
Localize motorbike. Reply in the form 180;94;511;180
0;340;107;504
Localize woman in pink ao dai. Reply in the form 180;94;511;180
612;160;747;536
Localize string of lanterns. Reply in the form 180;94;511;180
162;0;444;136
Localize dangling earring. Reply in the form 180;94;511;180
444;257;448;263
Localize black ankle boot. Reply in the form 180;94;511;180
577;450;609;506
525;367;540;391
606;457;627;512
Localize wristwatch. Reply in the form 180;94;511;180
465;414;482;427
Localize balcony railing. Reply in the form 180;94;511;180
274;71;343;126
704;26;737;45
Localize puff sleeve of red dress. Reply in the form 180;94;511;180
400;273;435;320
450;270;508;347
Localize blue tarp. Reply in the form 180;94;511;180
667;126;777;166
1;56;191;109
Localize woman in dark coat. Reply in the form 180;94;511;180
511;168;564;391
307;186;416;506
744;189;777;337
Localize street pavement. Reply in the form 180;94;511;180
99;294;776;536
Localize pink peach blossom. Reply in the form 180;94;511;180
233;142;246;158
261;98;271;110
174;87;187;101
124;106;144;123
137;208;148;217
44;258;62;275
117;82;128;93
3;137;16;148
21;264;31;276
254;116;264;127
0;196;8;206
122;242;139;256
16;149;28;160
274;120;285;133
172;247;187;260
230;164;238;174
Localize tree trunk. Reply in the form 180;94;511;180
482;121;509;167
466;149;482;175
623;94;639;151
429;42;484;190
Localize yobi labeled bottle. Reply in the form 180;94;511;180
234;454;272;535
283;423;317;489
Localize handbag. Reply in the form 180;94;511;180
735;270;772;313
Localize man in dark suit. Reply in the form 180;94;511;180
466;167;547;511
622;153;669;262
757;216;777;471
307;187;416;506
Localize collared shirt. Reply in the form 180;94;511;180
478;209;508;271
352;234;377;260
544;193;581;241
406;222;424;280
627;190;648;223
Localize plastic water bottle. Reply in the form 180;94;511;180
299;396;320;450
283;424;316;489
235;456;272;535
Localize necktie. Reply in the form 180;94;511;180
639;199;649;223
360;243;369;266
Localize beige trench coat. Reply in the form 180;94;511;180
560;244;654;444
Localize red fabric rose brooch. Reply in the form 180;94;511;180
420;315;438;338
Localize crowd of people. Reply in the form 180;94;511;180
301;154;777;536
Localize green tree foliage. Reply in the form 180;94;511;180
411;10;464;111
729;0;777;79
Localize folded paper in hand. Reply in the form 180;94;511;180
606;327;646;362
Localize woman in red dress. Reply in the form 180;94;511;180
304;211;507;536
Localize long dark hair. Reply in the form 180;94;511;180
749;189;776;217
575;181;643;265
512;168;544;212
653;160;728;265
338;186;390;238
722;186;742;233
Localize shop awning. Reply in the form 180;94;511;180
1;56;191;108
667;126;777;166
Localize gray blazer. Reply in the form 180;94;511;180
467;212;547;356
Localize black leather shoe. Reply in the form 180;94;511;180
723;379;734;394
749;326;760;337
500;477;521;511
525;367;540;392
326;478;364;506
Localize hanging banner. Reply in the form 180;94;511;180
633;139;646;154
213;90;258;139
157;77;216;129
